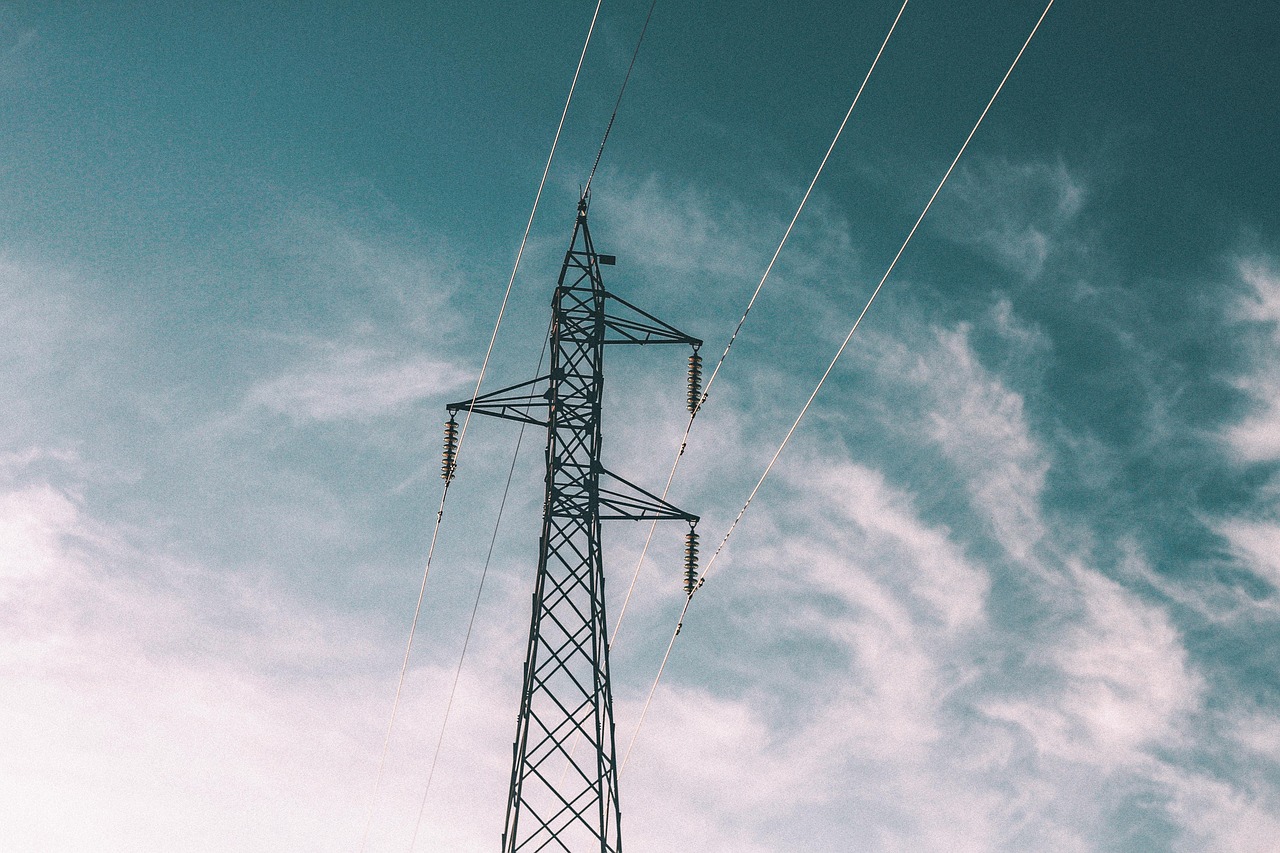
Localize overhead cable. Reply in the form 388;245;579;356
407;322;552;852
621;0;1058;772
357;3;606;848
402;0;665;842
583;0;661;199
611;0;913;646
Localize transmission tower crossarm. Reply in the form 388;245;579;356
601;291;702;346
446;375;552;427
598;467;698;522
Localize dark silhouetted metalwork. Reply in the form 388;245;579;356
448;196;698;852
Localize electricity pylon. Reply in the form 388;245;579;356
442;194;701;850
446;195;701;852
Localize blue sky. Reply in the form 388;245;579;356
3;1;1280;851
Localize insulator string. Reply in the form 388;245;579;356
441;417;459;482
683;526;700;595
686;350;703;415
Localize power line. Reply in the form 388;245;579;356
398;0;680;843
357;487;451;853
583;0;661;198
620;0;1058;772
611;0;913;646
407;322;552;852
357;3;606;847
412;1;675;809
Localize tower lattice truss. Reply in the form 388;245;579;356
447;198;700;852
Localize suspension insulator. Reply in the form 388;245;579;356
683;528;699;595
441;417;458;482
686;350;703;414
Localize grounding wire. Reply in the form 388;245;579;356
620;0;1057;772
400;0;681;835
610;0;912;646
407;321;553;853
404;0;659;830
582;0;661;200
357;2;606;849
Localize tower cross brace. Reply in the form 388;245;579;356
448;197;699;852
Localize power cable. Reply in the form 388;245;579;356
583;0;660;199
610;0;912;646
400;0;676;837
357;3;606;848
406;322;553;852
620;0;1057;772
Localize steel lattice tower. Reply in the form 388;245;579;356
447;197;700;852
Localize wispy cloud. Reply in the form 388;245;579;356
851;314;1051;567
597;174;776;284
1209;255;1280;614
607;275;1280;849
246;340;470;423
0;256;120;444
1216;518;1280;592
938;156;1087;280
1223;257;1280;463
227;202;477;425
796;459;988;632
982;561;1202;768
0;449;465;851
1160;766;1280;853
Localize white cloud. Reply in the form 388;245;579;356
990;294;1053;355
0;257;121;451
1217;518;1280;591
0;454;462;852
227;203;477;426
857;318;1050;566
1162;768;1280;853
594;170;871;355
939;157;1086;280
616;449;1005;851
0;219;517;850
1232;713;1280;763
799;460;988;633
617;280;1273;849
1236;257;1280;325
1224;257;1280;463
598;288;1217;848
926;327;1050;562
1214;256;1280;613
0;482;80;583
1116;541;1276;625
263;198;465;334
599;174;774;284
980;561;1201;778
246;341;470;422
